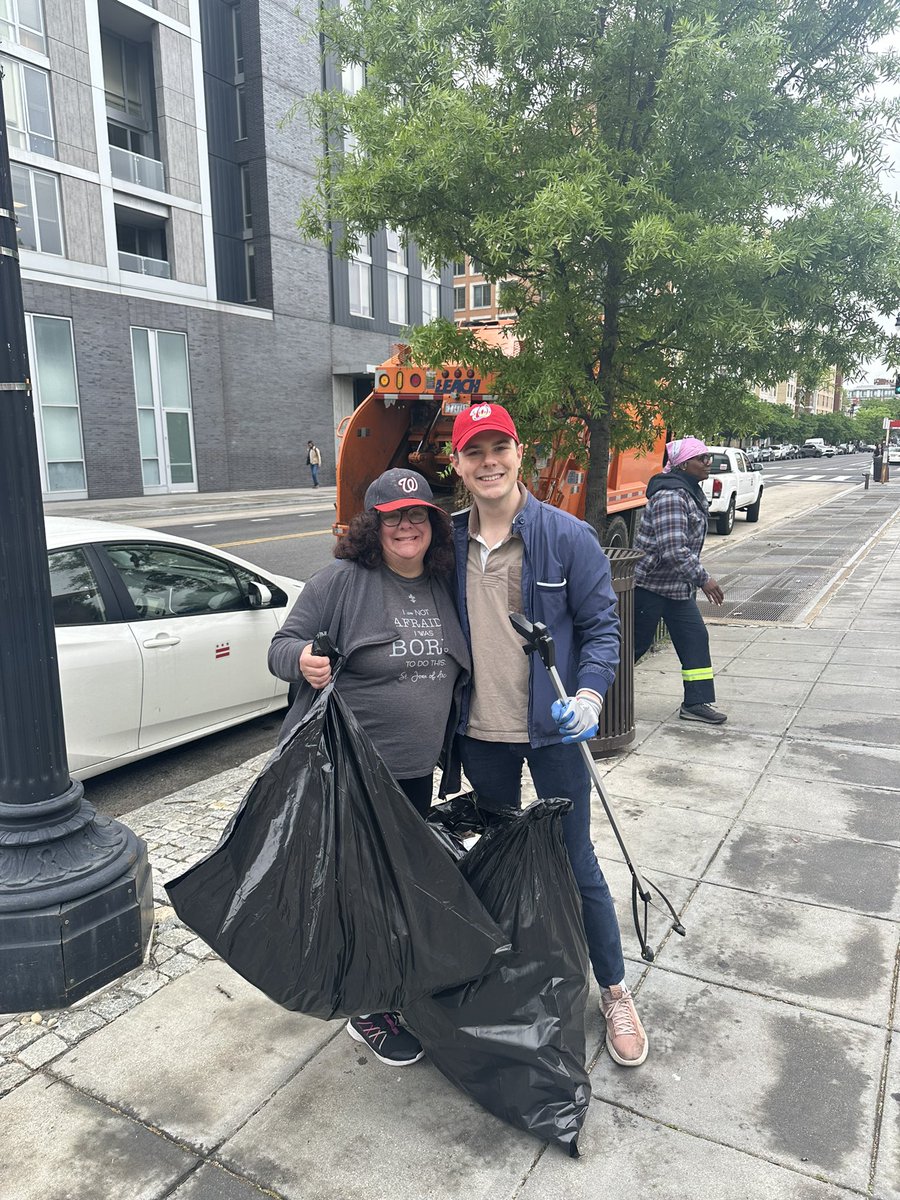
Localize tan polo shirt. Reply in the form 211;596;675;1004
465;488;530;742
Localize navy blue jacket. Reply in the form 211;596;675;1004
452;491;620;747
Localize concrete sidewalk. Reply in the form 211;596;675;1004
3;496;899;1200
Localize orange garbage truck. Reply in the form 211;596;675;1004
334;348;666;548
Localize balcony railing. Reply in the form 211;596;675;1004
118;251;171;279
109;145;165;192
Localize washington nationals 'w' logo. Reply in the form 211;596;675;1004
397;475;419;493
470;403;493;421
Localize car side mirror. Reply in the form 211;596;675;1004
247;580;272;608
751;463;762;472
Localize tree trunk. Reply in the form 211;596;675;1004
583;407;611;536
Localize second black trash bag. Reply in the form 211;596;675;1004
165;685;510;1020
406;798;591;1155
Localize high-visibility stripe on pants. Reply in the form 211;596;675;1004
682;667;714;682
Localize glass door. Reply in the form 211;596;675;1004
131;327;197;494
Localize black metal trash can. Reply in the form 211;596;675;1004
589;548;644;757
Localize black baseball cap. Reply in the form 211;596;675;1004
364;468;442;514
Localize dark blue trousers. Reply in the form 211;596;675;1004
633;586;716;705
458;735;626;989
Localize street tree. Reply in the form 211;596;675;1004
300;0;900;531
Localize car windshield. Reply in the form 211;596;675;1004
709;454;731;472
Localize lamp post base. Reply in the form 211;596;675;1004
0;782;154;1012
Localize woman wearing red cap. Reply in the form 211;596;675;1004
268;468;470;1068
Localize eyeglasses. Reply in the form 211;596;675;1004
694;454;712;464
379;506;430;527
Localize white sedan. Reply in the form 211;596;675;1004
45;516;303;780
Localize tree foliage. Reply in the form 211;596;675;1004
300;0;900;530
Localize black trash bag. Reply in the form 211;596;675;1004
424;792;513;861
406;798;591;1155
165;685;510;1020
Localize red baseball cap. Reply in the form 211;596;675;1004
451;402;520;452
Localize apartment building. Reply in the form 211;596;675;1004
3;0;451;499
754;368;841;415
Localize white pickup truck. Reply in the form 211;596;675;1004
701;447;764;535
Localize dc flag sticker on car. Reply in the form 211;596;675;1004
215;643;230;659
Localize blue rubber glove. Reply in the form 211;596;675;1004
551;693;602;743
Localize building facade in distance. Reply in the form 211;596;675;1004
4;0;451;500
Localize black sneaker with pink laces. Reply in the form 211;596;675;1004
346;1013;424;1065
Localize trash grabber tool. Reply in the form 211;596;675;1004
509;612;685;962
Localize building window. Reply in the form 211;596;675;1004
10;163;63;255
26;314;87;496
231;3;244;79
116;209;169;278
453;285;465;310
341;61;365;96
421;264;440;323
236;84;247;139
470;258;484;274
349;238;372;318
386;227;408;324
131;327;197;491
471;282;492;308
244;241;256;302
453;258;465;276
0;0;47;53
101;32;147;120
239;163;252;234
1;56;55;157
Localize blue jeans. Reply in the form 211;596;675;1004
310;463;319;487
458;735;626;988
633;587;715;705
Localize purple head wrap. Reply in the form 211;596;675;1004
663;437;709;473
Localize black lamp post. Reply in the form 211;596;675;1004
0;77;153;1011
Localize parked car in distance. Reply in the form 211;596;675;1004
757;446;774;462
45;516;304;780
768;445;790;460
701;447;764;534
801;438;826;457
745;446;761;463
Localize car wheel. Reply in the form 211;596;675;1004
745;488;762;523
602;516;630;549
716;496;736;535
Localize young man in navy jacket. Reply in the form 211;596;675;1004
451;403;648;1067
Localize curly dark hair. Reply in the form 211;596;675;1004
334;508;455;579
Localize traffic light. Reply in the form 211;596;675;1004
894;374;900;397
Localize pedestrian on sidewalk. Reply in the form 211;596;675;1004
873;442;885;484
306;440;322;487
449;403;648;1068
268;468;469;1068
632;436;727;725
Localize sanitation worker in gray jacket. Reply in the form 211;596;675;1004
450;401;648;1068
633;436;727;724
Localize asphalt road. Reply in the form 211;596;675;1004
83;454;873;818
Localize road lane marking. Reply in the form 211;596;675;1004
213;528;332;548
250;518;271;522
193;522;217;528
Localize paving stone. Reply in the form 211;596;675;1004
707;698;798;735
600;753;758;819
875;1037;900;1200
0;1074;195;1200
754;627;845;646
631;724;779;772
632;691;681;722
591;971;883;1191
712;673;813;707
89;990;141;1022
769;737;900;790
0;1060;30;1097
216;1034;538;1200
17;1033;68;1068
720;658;825;682
157;954;199;980
657;882;895;1025
168;1164;271;1200
50;960;341;1153
517;1104;851;1198
742;774;900;846
730;641;835;662
818;663;900;690
0;1023;46;1054
51;1009;107;1045
790;706;900;748
123;969;170;999
589;793;731;880
804;679;900;714
705;821;900;918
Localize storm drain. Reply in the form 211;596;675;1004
703;489;899;623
